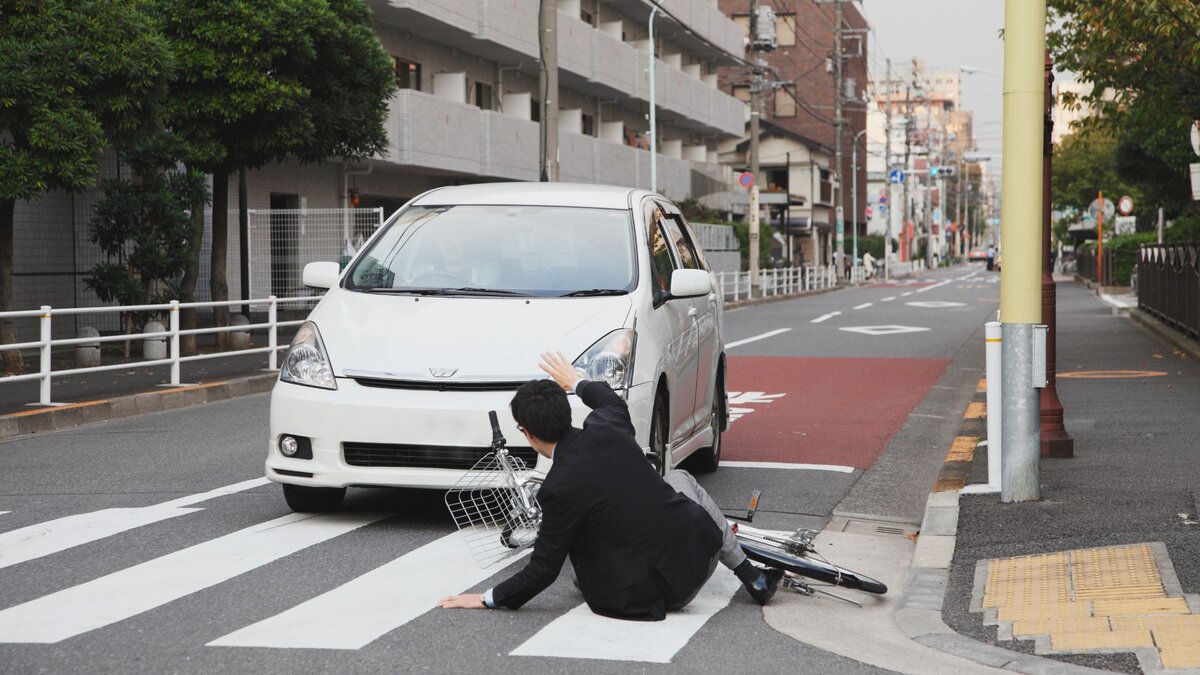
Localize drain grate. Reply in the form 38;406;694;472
840;519;916;538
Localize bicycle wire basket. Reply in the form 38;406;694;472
444;448;543;568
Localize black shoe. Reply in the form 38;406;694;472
744;568;784;606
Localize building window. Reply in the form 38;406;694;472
582;112;596;137
819;169;833;205
732;85;751;103
774;84;796;117
394;57;421;91
472;81;493;110
776;14;796;47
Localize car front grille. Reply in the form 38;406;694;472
351;377;525;392
342;442;539;469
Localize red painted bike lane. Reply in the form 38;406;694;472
723;356;949;470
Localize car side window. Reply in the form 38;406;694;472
646;205;677;297
660;214;699;270
668;215;709;272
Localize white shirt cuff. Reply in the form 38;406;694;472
482;588;496;608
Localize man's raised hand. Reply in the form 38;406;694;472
538;351;580;392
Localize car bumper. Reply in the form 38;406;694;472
267;378;654;489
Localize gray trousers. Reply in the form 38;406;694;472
664;469;747;571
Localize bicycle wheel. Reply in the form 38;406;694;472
740;539;888;595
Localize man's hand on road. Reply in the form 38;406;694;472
538;351;580;392
436;593;486;609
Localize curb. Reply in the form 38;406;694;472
0;372;277;441
1127;309;1200;363
897;491;1114;675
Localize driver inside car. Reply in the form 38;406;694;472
407;233;500;287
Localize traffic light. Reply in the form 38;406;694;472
929;166;956;178
930;166;940;177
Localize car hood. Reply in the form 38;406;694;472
308;289;634;380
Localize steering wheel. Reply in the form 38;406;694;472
409;270;470;286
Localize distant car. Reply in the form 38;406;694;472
267;182;728;512
968;249;988;262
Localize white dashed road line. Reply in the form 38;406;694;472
811;311;841;324
725;328;792;349
853;303;872;310
881;296;896;302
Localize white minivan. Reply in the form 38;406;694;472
268;183;727;512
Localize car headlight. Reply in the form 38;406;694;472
573;329;636;390
280;322;337;390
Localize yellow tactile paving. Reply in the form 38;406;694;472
1050;628;1154;651
1012;616;1111;637
975;543;1199;670
1092;598;1189;615
964;401;987;418
946;436;977;462
975;378;987;393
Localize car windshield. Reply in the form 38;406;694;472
344;204;636;297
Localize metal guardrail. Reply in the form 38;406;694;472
715;265;847;302
1076;246;1138;287
1137;243;1200;338
0;296;321;406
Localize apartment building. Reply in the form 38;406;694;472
8;0;747;337
714;0;869;267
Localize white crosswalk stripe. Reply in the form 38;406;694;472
510;567;741;663
0;511;386;643
0;477;269;571
209;531;529;650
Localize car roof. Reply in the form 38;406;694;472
411;182;645;210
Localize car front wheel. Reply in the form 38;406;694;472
282;484;346;513
688;370;724;474
649;391;669;476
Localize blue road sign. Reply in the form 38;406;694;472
888;168;904;184
738;172;755;189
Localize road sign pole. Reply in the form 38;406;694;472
750;184;760;297
1097;191;1104;285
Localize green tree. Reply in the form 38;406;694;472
1049;0;1200;217
1050;131;1142;214
0;0;170;373
157;0;396;345
84;136;207;355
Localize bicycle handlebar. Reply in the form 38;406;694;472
488;410;506;449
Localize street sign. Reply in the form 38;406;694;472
1117;195;1133;215
888;168;904;184
932;207;943;225
738;171;755;189
878;188;888;205
1088;198;1115;222
865;206;873;219
1191;120;1200;156
1191;163;1200;200
1114;215;1136;235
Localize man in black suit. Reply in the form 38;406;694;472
437;352;781;621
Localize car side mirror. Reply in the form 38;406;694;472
302;261;341;290
669;268;711;299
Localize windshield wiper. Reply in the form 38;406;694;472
446;287;529;297
361;287;449;295
560;289;628;297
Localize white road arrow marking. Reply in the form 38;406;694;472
0;511;385;643
0;477;269;571
510;567;741;663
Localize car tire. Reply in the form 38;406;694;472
688;369;724;474
282;484;346;513
649;391;669;476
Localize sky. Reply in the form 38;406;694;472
858;0;1007;177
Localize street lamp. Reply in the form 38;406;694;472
851;128;868;277
959;65;1001;77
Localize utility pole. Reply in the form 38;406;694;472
748;0;774;296
833;0;845;276
884;58;893;280
1000;0;1048;503
538;0;559;182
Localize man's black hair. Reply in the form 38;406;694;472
510;379;572;442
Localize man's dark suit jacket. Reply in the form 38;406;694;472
492;380;723;621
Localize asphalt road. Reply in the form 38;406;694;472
0;264;1000;674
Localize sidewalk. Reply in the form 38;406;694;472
909;280;1200;674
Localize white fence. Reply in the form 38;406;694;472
717;265;843;302
0;296;319;406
